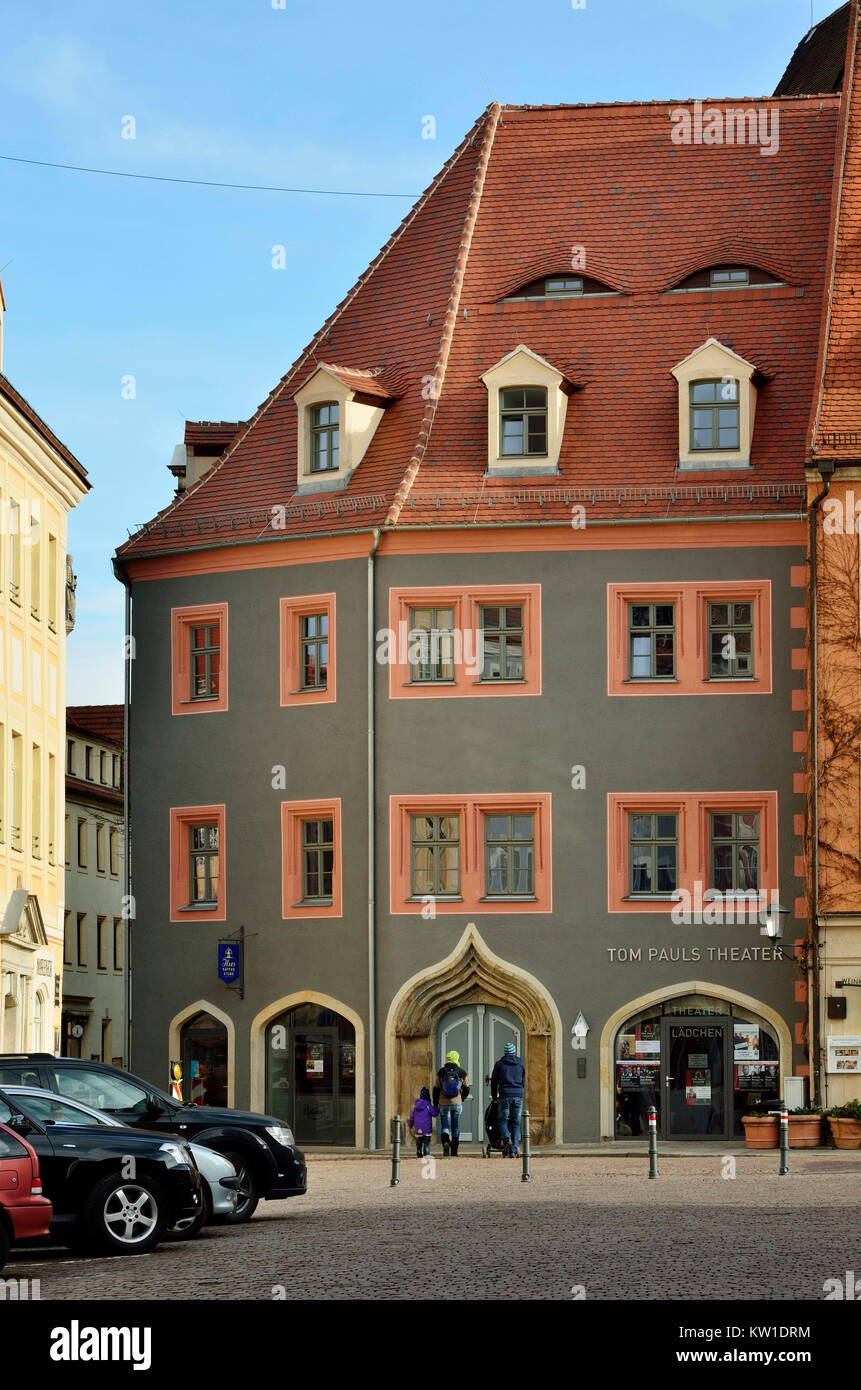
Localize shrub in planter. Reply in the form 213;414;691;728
742;1113;779;1148
826;1099;861;1150
787;1107;823;1148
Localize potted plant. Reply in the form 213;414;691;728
826;1099;861;1150
787;1106;823;1148
742;1112;779;1148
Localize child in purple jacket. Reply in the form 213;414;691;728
408;1087;439;1157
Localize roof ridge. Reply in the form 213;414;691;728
385;103;502;527
120;105;496;552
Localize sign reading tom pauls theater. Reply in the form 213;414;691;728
114;13;836;1145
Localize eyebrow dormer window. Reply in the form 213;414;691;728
690;380;739;452
544;276;582;298
310;403;339;472
709;268;749;287
500;387;547;457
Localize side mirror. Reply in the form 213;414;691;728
145;1096;165;1117
8;1113;34;1137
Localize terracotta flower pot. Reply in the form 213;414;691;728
827;1117;861;1150
787;1114;822;1148
742;1115;779;1148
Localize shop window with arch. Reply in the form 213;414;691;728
180;1011;228;1108
265;1002;355;1145
171;603;228;715
614;995;780;1140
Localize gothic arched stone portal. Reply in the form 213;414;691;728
385;924;562;1144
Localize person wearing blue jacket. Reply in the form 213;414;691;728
490;1041;526;1157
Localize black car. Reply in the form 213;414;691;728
0;1055;307;1221
0;1085;203;1255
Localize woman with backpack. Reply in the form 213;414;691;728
432;1050;470;1156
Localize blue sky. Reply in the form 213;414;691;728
0;0;834;702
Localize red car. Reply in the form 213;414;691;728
0;1120;52;1271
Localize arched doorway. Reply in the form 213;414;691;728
180;1011;228;1107
606;987;788;1141
387;923;561;1144
264;1003;356;1146
436;1003;522;1142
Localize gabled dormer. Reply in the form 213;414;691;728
480;345;575;478
293;364;394;494
670;338;759;470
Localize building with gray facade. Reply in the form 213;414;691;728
114;92;834;1146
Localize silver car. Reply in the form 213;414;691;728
2;1086;237;1237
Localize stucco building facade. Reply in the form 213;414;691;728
115;18;861;1144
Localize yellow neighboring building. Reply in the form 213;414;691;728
0;276;90;1053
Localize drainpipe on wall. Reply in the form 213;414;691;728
808;457;834;1107
367;527;382;1149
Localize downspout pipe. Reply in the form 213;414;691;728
367;527;382;1148
808;458;834;1106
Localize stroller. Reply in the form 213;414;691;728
483;1099;505;1157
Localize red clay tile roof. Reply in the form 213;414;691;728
0;373;89;486
774;3;849;96
118;88;842;560
292;364;400;401
66;704;124;746
809;1;861;460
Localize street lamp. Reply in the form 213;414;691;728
760;901;790;939
572;1011;589;1038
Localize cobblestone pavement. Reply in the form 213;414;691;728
8;1152;861;1301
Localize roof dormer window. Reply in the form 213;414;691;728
709;267;749;288
690;380;740;452
501;272;615;302
480;345;572;477
293;365;394;494
310;403;339;472
500;387;548;456
544;276;582;298
671;339;757;470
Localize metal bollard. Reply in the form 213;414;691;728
779;1107;789;1176
648;1105;659;1179
390;1114;402;1187
521;1109;532;1183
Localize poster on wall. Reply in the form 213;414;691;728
617;1034;637;1059
734;1024;761;1061
735;1061;778;1091
305;1043;325;1078
618;1063;660;1091
826;1037;861;1074
685;1068;711;1105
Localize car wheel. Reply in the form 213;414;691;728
83;1173;168;1255
169;1183;210;1240
213;1150;259;1223
0;1222;9;1273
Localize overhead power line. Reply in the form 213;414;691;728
0;152;418;199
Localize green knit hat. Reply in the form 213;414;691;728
445;1050;460;1065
